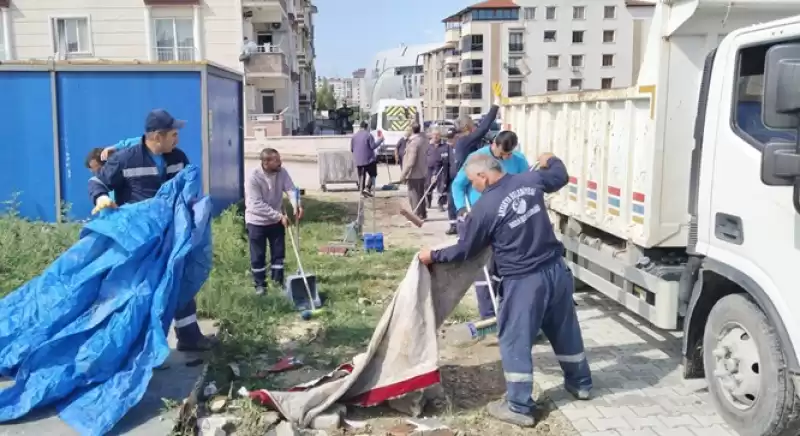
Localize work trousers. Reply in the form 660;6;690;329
498;259;592;414
357;162;378;192
247;222;286;287
446;188;457;226
406;178;427;219
174;299;204;344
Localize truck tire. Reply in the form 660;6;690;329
703;293;800;436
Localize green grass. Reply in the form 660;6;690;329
0;197;418;393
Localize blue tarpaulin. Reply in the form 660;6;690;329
0;165;212;435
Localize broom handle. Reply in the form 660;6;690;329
464;198;500;317
286;224;316;311
411;166;444;214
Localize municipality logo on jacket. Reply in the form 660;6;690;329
498;187;541;228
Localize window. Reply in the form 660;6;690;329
508;56;523;75
472;8;519;21
524;7;536;20
570;79;583;89
155;18;195;61
603;30;616;43
572;31;584;44
470;107;482;115
52;17;92;55
462;34;484;52
604;5;617;19
260;90;276;113
509;32;524;52
462;83;482;99
445;107;460;120
547;55;559;68
546;6;557;20
0;20;5;60
544;31;556;42
571;55;584;68
601;78;613;89
461;59;483;76
508;80;523;97
573;6;586;20
546;79;559;92
602;54;615;67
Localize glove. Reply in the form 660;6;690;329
92;195;117;215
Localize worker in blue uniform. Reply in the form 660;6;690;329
419;152;593;427
451;131;530;319
88;109;215;352
453;94;500;169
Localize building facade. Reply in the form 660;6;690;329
421;0;653;120
0;0;317;134
366;42;441;113
351;68;366;108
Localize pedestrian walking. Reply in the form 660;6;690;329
245;148;303;295
399;122;430;220
350;121;384;197
440;129;458;234
395;126;412;169
419;152;592;427
425;128;445;209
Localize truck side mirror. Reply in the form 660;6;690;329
763;43;800;129
762;43;800;214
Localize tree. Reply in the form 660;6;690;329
315;79;337;112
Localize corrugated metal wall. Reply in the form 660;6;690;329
0;72;58;221
0;65;244;222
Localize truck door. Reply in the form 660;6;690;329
703;30;800;366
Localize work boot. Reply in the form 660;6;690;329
255;286;266;296
177;335;219;352
486;399;535;427
445;225;457;235
565;385;591;401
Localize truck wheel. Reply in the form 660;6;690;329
703;293;800;436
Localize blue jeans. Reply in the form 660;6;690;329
498;260;592;414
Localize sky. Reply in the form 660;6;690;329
312;0;471;77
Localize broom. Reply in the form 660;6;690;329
398;166;444;227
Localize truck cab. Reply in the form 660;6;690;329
685;13;800;436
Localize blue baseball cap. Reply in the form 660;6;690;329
145;109;186;132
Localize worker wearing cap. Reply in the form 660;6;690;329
88;109;215;352
419;152;593;427
451;131;530;320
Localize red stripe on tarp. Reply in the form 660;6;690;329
633;192;645;202
608;186;621;196
587;181;597;190
347;370;442;407
569;176;577;184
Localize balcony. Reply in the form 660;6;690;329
508;43;525;53
444;72;460;86
460;68;483;76
444;50;460;65
508;66;523;77
299;93;311;105
460;91;482;100
445;27;461;44
243;45;289;77
509;89;523;97
243;0;286;23
155;46;195;62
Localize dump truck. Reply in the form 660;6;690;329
501;1;800;434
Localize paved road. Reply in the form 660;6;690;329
537;292;734;436
0;320;217;436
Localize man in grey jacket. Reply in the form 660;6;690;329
245;148;304;295
350;121;384;197
400;122;430;220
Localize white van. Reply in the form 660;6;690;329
369;98;424;161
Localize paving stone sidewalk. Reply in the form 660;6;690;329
536;291;737;436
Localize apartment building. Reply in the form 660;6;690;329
0;0;317;134
421;0;653;120
351;68;366;108
325;76;353;104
